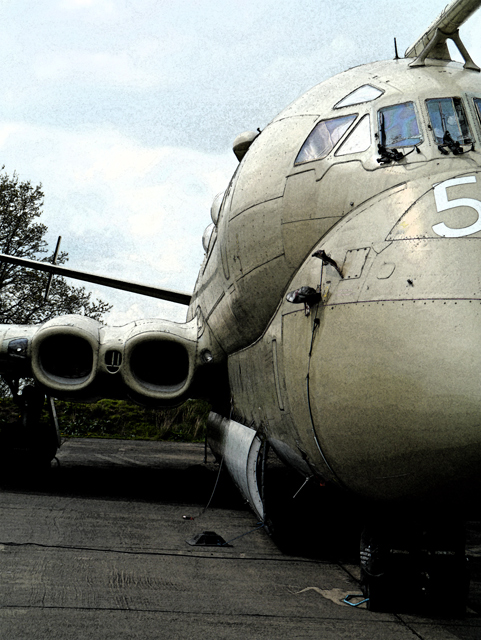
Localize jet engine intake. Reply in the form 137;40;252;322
128;339;189;391
31;315;101;396
38;334;93;381
0;313;225;406
121;318;199;405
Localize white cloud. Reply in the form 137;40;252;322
463;11;481;67
0;120;237;323
34;50;161;88
58;0;116;13
0;0;454;329
0;123;22;148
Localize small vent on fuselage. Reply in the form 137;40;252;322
105;349;122;373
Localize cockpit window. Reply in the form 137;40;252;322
473;98;481;125
426;98;472;144
335;114;371;156
377;102;422;148
334;85;383;109
295;114;357;165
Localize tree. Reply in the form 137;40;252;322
0;168;111;325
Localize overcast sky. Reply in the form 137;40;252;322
1;0;480;324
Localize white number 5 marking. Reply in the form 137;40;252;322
432;175;481;237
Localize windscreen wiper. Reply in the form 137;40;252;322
436;102;474;155
437;129;474;155
377;112;404;164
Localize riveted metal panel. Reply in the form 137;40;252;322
342;247;370;279
229;116;318;215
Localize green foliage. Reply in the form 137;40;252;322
0;167;111;325
0;166;209;445
0;397;210;442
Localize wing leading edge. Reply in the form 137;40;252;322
0;253;192;306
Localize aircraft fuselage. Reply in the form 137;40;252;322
192;57;481;502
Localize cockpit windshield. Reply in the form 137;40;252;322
426;98;472;144
472;98;481;126
295;114;357;165
377;102;422;148
334;84;383;109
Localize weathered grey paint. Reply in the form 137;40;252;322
3;3;481;506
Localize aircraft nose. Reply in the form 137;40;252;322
281;174;481;501
305;296;481;501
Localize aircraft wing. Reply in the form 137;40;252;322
0;253;192;306
0;248;220;409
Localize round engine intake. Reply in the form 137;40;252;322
37;334;94;384
31;315;101;395
129;339;190;393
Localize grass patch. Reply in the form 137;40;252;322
0;397;211;442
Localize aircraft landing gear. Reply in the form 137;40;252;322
21;385;61;467
0;382;61;469
360;517;469;615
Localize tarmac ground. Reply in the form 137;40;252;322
0;438;479;639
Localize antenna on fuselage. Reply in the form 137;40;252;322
394;37;399;60
405;0;481;70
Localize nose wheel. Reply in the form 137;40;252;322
360;518;469;615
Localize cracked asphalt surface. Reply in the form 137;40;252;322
0;438;479;639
